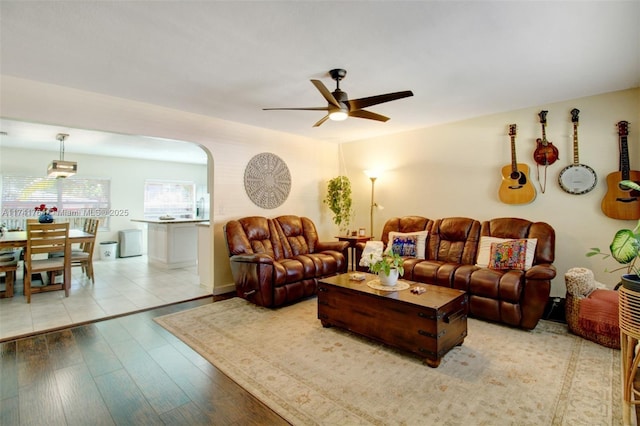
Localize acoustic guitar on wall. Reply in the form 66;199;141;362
499;124;536;204
601;121;640;220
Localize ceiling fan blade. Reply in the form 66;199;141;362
310;80;341;108
347;90;413;111
263;106;329;111
312;114;331;127
348;109;390;122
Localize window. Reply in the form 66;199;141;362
143;180;195;219
1;175;111;229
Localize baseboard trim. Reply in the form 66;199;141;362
213;283;235;296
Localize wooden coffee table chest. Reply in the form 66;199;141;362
317;273;468;367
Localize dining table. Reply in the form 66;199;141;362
0;229;97;294
0;229;95;250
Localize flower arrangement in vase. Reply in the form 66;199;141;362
34;204;58;223
361;250;404;286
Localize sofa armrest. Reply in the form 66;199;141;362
315;241;349;253
229;253;277;307
521;264;556;330
230;253;275;264
525;263;557;280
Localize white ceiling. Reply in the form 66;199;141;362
0;1;638;164
0;119;209;165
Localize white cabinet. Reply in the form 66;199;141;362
133;219;206;269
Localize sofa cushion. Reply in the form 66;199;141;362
385;231;428;259
488;239;528;270
297;253;339;277
277;259;305;283
476;236;537;270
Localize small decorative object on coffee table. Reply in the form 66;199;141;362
317;273;467;367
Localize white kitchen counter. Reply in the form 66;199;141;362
131;219;208;269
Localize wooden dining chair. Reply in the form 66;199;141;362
0;249;19;298
70;218;99;283
24;222;71;303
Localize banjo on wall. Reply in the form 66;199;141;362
558;108;597;194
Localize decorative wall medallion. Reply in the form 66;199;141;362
244;152;291;209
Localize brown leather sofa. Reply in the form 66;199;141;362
356;216;556;330
225;215;349;308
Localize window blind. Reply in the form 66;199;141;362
144;180;195;219
1;175;111;228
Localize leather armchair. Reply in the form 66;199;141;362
456;217;556;330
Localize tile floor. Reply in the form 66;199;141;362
0;255;213;341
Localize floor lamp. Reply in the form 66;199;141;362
365;171;381;239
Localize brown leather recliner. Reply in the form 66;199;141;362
454;218;556;330
225;215;349;308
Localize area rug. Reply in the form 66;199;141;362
154;297;621;425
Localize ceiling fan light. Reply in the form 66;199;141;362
329;111;348;121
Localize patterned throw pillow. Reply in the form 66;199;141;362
488;239;528;270
390;235;418;257
384;231;428;259
476;236;537;270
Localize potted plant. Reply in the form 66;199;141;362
361;250;405;286
323;175;353;235
586;180;640;291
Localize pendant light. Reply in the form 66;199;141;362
47;133;77;178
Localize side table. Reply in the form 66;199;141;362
335;235;372;271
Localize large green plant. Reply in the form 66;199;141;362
323;176;353;234
586;180;640;276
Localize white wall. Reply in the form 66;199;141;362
3;75;638;298
0;76;340;294
341;88;640;295
0;146;208;250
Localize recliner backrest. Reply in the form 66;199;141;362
380;216;433;248
427;217;480;264
481;217;555;265
225;216;285;260
275;215;317;257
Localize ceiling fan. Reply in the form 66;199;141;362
263;68;414;127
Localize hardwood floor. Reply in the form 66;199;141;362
0;296;289;425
